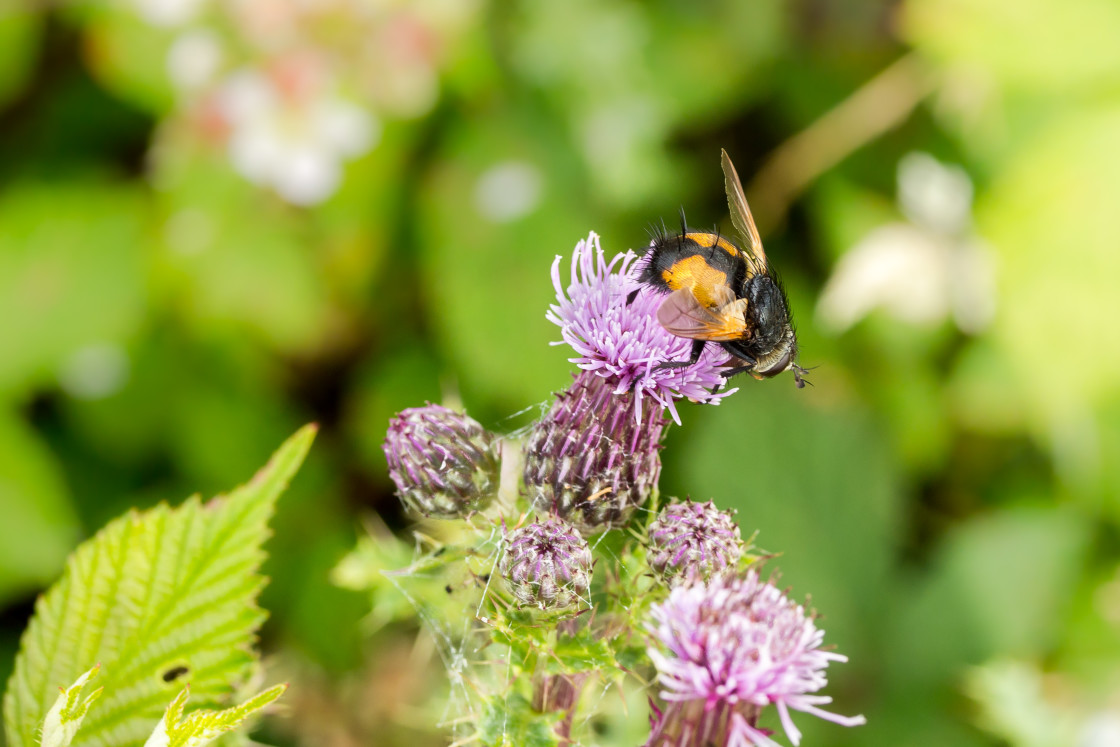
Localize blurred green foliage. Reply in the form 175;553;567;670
2;0;1119;745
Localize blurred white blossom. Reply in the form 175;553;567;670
167;30;224;92
897;150;974;233
1081;712;1120;747
474;161;543;223
134;0;207;27
215;65;377;205
817;152;996;334
130;0;480;202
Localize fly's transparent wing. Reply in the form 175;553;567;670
721;148;767;272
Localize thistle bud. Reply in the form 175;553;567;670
383;404;500;518
524;372;666;533
648;500;742;579
500;518;593;610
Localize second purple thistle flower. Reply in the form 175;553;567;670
524;233;737;533
646;571;865;747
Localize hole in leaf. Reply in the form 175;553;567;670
161;665;190;683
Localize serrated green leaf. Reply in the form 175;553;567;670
143;684;286;747
3;425;317;747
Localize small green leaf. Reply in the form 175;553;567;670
40;664;103;747
331;524;422;631
546;635;613;675
3;425;317;747
477;693;561;747
613;644;649;674
333;523;499;633
142;684;286;747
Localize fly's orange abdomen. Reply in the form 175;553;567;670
660;255;728;308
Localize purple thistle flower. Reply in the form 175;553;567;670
547;232;736;426
524;232;739;532
648;500;742;580
383;404;500;519
500;518;593;610
646;571;865;747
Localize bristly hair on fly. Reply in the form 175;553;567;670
643;208;730;253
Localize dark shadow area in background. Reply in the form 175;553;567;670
0;13;152;183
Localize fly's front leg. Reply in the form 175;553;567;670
655;339;707;370
719;352;757;382
703;357;754;394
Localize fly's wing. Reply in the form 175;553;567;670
657;287;749;342
721;149;767;273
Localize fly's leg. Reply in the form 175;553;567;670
655;339;707;370
719;364;757;380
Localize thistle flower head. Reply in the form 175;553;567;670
383;404;500;519
547;232;736;426
524;371;665;533
500;518;593;610
648;500;742;580
646;571;865;747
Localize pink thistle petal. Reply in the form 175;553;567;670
775;701;802;746
784;696;869;728
728;713;783;747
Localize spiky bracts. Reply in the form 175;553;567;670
384;404;500;518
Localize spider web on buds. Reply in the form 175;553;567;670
373;412;669;746
375;520;510;742
380;512;650;746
